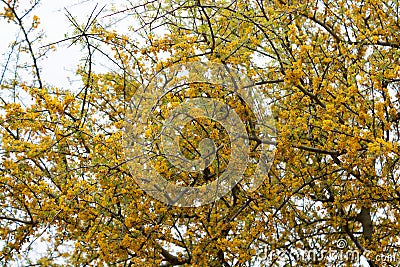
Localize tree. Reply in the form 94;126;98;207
0;0;400;266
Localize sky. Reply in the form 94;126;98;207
0;0;132;91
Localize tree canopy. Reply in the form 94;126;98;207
0;0;400;266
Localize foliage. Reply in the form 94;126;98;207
1;0;400;266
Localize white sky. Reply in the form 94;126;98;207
0;0;132;90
